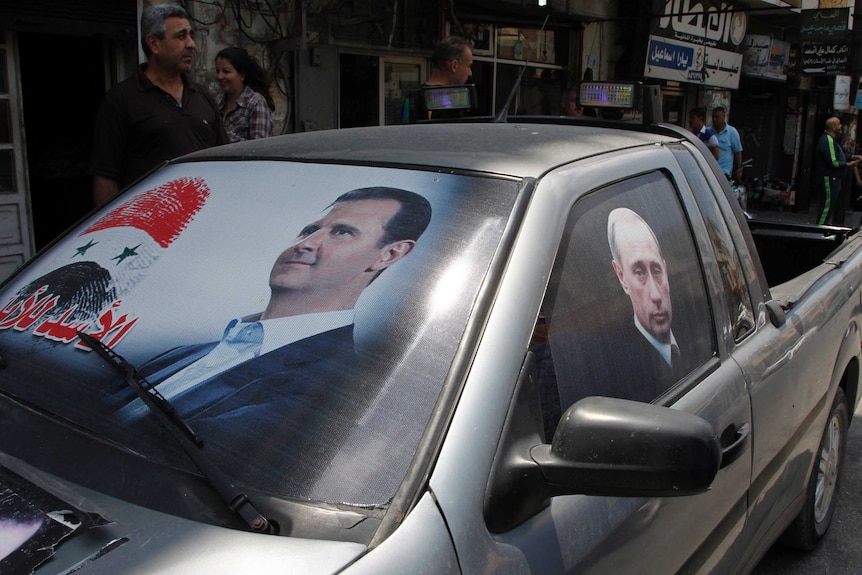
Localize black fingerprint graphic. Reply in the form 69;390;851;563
15;261;116;323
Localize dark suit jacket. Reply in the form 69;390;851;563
139;325;355;417
555;321;689;409
113;325;374;499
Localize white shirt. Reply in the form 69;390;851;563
699;126;720;150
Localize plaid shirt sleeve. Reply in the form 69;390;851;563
246;91;272;140
224;87;272;142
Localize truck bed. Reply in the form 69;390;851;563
747;219;856;286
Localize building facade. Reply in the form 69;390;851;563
0;0;859;282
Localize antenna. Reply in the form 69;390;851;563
493;14;550;123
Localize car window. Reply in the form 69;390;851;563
671;146;755;342
534;170;716;434
0;161;520;509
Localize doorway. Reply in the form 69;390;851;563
340;54;379;128
18;32;105;250
339;54;427;127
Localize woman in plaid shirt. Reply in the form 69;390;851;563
215;47;275;142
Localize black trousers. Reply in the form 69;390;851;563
818;175;842;225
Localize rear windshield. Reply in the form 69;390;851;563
0;161;519;508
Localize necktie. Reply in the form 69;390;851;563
670;343;681;366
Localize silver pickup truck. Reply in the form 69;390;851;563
0;92;859;574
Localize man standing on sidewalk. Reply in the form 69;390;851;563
815;116;862;225
89;4;227;206
689;108;720;161
711;107;743;181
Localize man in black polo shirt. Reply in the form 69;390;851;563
89;4;227;205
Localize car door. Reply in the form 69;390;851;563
430;146;753;574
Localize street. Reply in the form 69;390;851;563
751;398;862;574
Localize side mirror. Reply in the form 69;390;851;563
532;397;720;497
485;360;720;533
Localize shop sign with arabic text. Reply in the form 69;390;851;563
651;0;748;51
800;8;850;41
645;0;748;89
802;42;849;74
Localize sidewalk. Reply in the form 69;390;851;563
746;202;862;228
746;203;815;225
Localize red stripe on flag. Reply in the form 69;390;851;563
83;177;211;248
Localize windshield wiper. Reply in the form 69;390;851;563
77;332;277;534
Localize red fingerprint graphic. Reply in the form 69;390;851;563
83;177;211;248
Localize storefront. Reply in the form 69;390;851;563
642;0;749;127
336;22;579;128
636;0;824;212
0;1;136;275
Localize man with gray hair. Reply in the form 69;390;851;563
89;4;227;205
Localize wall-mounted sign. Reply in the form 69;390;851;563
645;0;747;88
802;42;849;74
834;75;851;110
652;0;748;51
645;35;743;89
742;34;789;82
800;8;850;41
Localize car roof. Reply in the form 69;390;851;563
178;120;685;179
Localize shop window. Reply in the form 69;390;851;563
497;27;556;65
383;59;425;125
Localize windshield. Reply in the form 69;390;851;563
0;161;518;508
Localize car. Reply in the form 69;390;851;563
0;84;859;574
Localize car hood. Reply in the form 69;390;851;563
0;454;368;575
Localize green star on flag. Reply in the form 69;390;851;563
73;239;98;257
112;244;141;265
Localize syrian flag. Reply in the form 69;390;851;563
0;177;211;349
